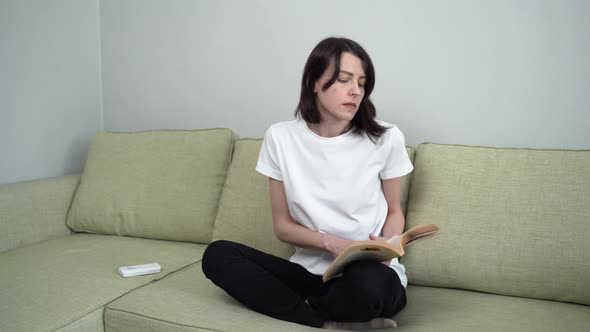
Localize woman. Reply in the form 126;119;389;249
202;37;413;330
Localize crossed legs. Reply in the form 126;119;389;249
202;240;406;328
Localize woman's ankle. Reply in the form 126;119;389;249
322;317;397;330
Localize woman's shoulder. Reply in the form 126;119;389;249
375;119;398;131
268;118;299;131
374;119;405;142
266;118;302;136
263;119;302;143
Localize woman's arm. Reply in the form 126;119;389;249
380;177;406;238
369;177;406;264
268;178;352;257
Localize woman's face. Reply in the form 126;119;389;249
314;52;366;124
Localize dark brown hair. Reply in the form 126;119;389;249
295;37;387;140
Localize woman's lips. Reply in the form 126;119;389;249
343;102;357;109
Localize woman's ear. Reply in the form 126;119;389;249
313;80;321;94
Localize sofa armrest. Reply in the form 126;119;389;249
0;175;80;253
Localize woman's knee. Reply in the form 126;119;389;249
339;261;402;316
201;240;236;278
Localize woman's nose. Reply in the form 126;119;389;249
349;82;360;96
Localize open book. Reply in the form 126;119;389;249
323;224;440;282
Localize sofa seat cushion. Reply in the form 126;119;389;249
0;234;205;332
403;143;590;305
67;129;236;243
396;286;590;331
105;263;321;332
105;264;589;332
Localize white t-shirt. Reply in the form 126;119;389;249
255;118;414;287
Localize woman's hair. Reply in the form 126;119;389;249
295;37;387;140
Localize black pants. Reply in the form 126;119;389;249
202;240;406;328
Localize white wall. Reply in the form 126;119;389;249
1;0;588;185
101;0;590;148
0;0;103;184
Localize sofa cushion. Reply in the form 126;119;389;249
54;308;105;332
67;129;235;243
396;286;590;331
105;264;320;332
0;175;79;253
403;143;590;305
105;264;590;332
211;138;415;259
0;234;205;332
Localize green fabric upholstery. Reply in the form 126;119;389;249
4;134;588;332
0;234;205;332
105;264;320;332
105;264;590;332
402;143;590;305
212;139;414;259
396;286;590;331
0;175;79;253
67;129;236;243
54;308;104;332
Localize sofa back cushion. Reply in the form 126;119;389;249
67;129;235;243
212;138;415;259
402;143;590;305
211;139;293;258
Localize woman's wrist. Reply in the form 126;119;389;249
320;232;350;257
319;232;333;253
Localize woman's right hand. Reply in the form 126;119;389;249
322;233;353;258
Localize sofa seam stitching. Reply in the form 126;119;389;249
419;142;590;152
48;259;203;332
104;306;222;332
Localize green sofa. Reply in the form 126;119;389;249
1;129;589;332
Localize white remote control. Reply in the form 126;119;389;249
118;263;161;277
